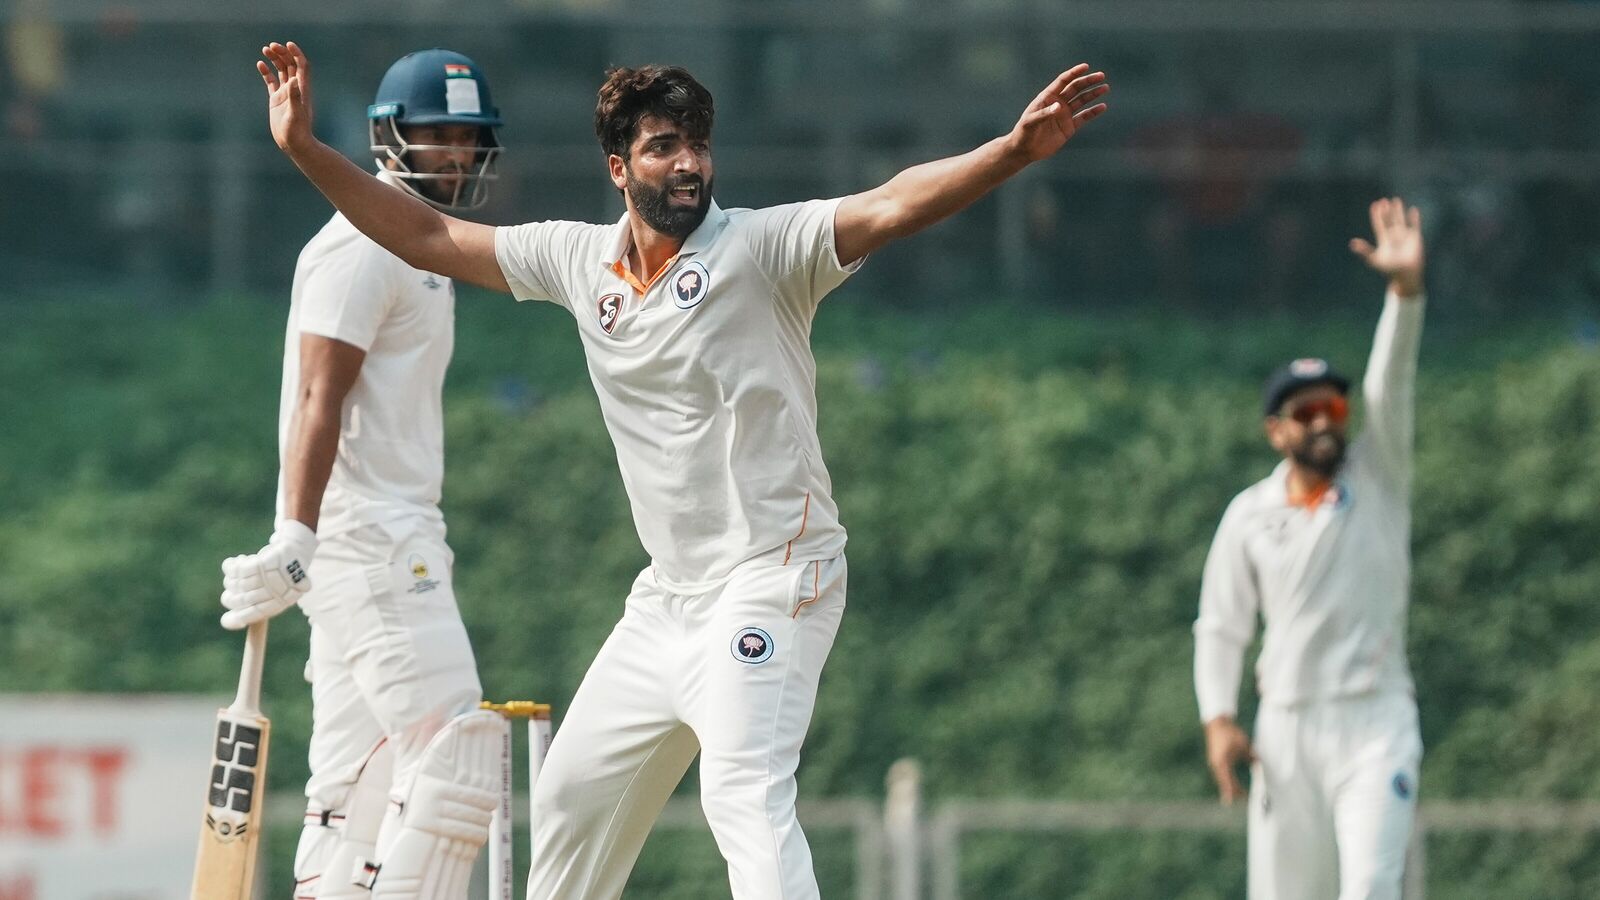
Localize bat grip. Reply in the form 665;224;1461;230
232;621;269;714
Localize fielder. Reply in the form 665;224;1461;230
256;40;1109;899
1194;197;1428;900
220;49;508;899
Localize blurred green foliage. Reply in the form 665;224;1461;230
2;290;1597;897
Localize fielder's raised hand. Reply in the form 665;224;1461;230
1007;64;1110;164
219;521;317;630
258;41;316;156
1349;196;1425;299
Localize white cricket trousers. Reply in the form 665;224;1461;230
526;554;848;900
1249;690;1422;900
295;519;483;890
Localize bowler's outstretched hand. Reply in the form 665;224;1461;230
1008;64;1110;163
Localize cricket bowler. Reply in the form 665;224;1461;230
256;40;1109;899
1194;197;1428;900
220;49;507;899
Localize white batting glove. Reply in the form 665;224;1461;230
219;520;318;630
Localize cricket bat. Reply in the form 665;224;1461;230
191;620;272;900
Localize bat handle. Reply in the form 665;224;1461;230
232;621;269;715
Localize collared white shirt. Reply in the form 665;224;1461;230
276;178;455;538
495;198;861;592
1194;293;1425;721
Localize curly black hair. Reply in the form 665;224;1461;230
594;65;715;160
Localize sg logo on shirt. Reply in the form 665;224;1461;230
596;292;624;334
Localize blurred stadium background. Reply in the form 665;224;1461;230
3;0;1600;897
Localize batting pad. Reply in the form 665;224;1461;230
295;739;394;900
368;710;506;899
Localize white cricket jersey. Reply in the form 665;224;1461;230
1194;292;1425;721
275;177;455;538
495;199;860;592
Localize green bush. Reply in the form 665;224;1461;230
3;292;1597;897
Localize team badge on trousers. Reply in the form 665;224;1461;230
731;627;774;664
407;554;440;594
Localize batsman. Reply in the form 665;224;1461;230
218;49;508;898
1194;198;1428;900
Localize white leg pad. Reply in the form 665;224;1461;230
365;710;506;900
294;740;394;899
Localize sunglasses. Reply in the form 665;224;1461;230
1282;395;1349;426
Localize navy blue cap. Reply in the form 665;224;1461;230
369;49;501;127
1263;358;1350;416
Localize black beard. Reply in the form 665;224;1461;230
627;171;711;239
407;161;468;206
1291;431;1347;478
416;177;460;205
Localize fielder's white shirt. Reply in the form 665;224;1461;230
495;199;860;592
1194;292;1425;721
276;176;455;538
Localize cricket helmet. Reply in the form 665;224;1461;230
368;49;502;209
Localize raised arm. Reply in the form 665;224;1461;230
1348;197;1426;488
832;64;1109;267
259;42;509;292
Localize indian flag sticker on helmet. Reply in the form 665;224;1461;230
445;66;482;115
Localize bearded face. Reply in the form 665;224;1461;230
1266;386;1351;479
1289;427;1348;478
611;115;715;240
626;167;712;239
384;122;494;209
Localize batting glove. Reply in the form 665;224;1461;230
220;520;318;630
